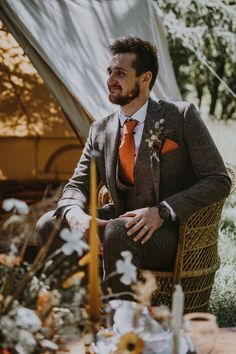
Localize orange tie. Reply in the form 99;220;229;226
119;119;138;185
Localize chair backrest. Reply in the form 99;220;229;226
173;200;225;284
173;165;236;284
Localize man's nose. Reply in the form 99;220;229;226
107;73;116;86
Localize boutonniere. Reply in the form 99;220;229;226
146;118;167;156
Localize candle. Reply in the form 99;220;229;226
88;155;100;321
171;285;184;354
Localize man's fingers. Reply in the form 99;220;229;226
132;226;148;242
125;216;142;229
70;217;110;231
96;218;111;226
140;229;154;244
119;211;136;218
125;220;144;236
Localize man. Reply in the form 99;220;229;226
37;36;231;297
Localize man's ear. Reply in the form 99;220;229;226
143;71;152;84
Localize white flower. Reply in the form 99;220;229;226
115;251;137;285
2;198;29;215
60;228;89;256
15;344;27;354
0;315;18;340
51;289;62;306
10;243;18;255
73;288;86;305
92;340;117;354
16;329;37;354
40;339;59;350
2;215;24;229
16;307;42;332
29;276;40;293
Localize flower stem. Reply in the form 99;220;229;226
101;291;136;301
101;271;118;283
2;219;62;314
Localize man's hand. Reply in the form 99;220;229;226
119;207;163;244
65;207;110;233
65;207;110;254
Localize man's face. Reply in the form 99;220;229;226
107;53;141;105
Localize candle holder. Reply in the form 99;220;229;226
183;312;218;354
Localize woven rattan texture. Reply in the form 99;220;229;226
140;199;224;312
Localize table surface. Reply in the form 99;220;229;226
59;327;236;354
198;328;236;354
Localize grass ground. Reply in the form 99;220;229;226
209;189;236;327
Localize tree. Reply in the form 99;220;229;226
156;0;236;120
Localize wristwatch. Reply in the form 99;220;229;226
158;202;171;221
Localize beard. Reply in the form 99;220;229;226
108;81;140;106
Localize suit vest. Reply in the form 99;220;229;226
116;161;157;212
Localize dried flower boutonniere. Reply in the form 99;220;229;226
146;118;167;156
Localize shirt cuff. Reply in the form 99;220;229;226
62;205;79;221
162;201;177;221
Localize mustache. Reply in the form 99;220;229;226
108;85;121;91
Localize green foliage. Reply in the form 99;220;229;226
208;191;236;327
155;0;236;120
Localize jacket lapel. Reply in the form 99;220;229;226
135;98;165;203
105;112;121;209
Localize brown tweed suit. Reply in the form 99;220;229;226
38;98;230;297
57;98;230;222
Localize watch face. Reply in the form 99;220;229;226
159;204;171;220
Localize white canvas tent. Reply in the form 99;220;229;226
0;0;181;143
0;26;83;181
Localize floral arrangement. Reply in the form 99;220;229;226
145;118;167;156
0;199;84;353
0;198;166;354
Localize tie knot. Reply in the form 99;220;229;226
124;119;138;134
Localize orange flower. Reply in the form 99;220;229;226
36;288;52;317
36;289;56;332
0;349;12;354
117;332;144;354
0;254;21;267
132;271;156;306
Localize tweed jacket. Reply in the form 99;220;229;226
56;98;231;224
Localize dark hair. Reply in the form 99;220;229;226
109;36;158;90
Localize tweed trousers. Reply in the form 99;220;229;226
36;204;179;299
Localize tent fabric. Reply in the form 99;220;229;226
0;0;181;140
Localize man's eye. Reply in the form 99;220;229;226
117;71;125;77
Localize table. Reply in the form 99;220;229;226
60;328;236;354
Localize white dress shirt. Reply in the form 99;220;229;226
119;101;177;221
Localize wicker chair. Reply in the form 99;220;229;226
98;166;236;313
140;165;236;312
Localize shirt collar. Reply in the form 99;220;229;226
119;100;148;127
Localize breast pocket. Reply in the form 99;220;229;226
160;147;188;177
